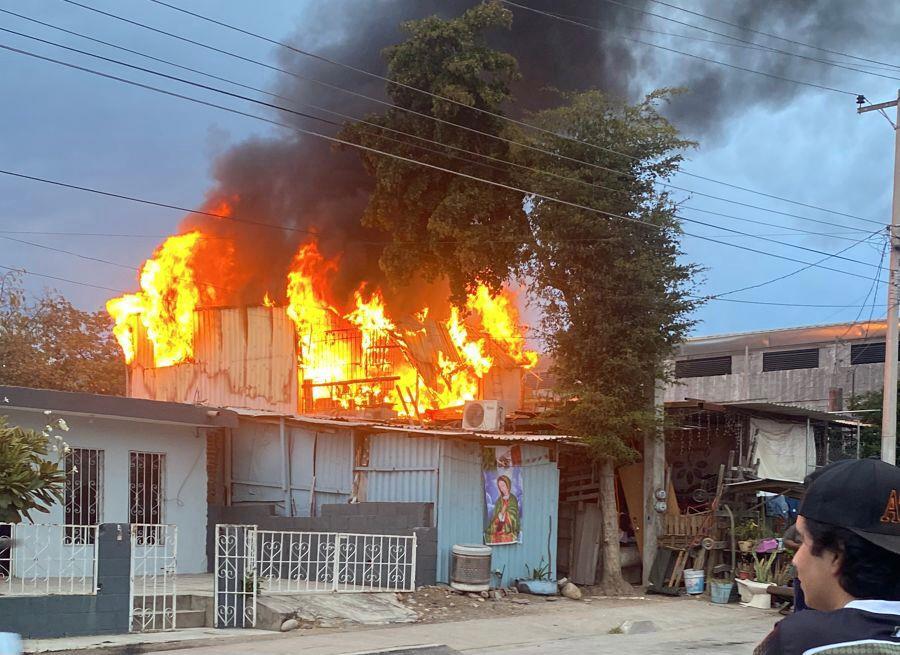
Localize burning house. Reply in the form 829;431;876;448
98;205;567;590
107;228;538;419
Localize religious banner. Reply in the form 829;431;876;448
483;445;524;545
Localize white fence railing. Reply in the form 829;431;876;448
0;523;98;596
130;523;177;632
256;530;417;594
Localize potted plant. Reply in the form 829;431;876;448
752;551;778;584
734;519;760;553
516;558;557;595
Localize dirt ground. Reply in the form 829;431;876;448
396;585;590;624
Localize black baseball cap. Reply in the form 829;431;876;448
799;457;900;555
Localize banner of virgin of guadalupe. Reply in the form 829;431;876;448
483;445;523;545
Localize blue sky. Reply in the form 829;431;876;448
1;0;898;338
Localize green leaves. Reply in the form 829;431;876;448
0;415;67;524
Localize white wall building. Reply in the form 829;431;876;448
0;385;237;574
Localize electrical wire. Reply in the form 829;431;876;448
645;0;900;72
1;12;877;241
1;44;891;286
499;0;860;97
55;0;880;227
595;0;900;83
0;263;127;293
704;228;885;299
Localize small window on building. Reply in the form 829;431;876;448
762;348;819;372
850;342;886;365
129;452;164;543
64;448;103;543
674;356;732;378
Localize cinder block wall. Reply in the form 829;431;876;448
0;524;131;639
207;502;437;586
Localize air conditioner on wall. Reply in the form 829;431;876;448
462;400;505;432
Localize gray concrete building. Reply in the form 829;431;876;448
665;320;891;411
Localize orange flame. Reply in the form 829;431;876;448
106;231;203;367
467;284;538;369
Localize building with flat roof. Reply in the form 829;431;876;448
665;320;890;411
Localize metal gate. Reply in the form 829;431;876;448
130;524;177;632
214;524;257;628
215;525;417;628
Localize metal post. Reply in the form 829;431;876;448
884;91;900;465
857;422;862;460
860;91;900;464
279;417;291;515
806;417;812;472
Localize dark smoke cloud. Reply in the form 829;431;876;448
181;0;890;311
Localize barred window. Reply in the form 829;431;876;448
64;448;103;543
129;452;164;543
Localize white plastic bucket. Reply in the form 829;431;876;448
684;568;705;595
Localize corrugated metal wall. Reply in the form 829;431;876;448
436;442;559;587
130;306;297;413
365;433;440;503
231;418;352;516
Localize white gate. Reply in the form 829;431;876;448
0;523;98;596
215;525;417;628
130;524;177;632
214;524;257;628
257;530;417;594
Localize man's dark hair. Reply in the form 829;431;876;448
805;517;900;600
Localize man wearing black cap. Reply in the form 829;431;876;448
754;457;900;654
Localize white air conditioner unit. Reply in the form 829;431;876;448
462;400;506;432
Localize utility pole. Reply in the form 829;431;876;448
858;90;900;465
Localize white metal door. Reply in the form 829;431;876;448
129;524;177;632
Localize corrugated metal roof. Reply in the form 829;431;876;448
227;407;572;441
668;399;863;426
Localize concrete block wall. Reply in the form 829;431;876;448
0;523;131;639
208;503;436;586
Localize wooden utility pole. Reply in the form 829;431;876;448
858;90;900;465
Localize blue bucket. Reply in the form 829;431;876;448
710;580;733;604
684;569;704;594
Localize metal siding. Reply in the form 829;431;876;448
129;306;297;413
437;442;559;587
289;426;316;517
366;433;439;503
312;429;353;513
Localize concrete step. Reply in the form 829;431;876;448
175;609;207;629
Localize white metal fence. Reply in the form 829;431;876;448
214;524;257;629
130;523;177;632
0;523;98;596
256;530;417;594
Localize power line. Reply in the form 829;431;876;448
1;43;890;281
60;0;880;227
645;0;900;73
549;7;900;74
3;13;877;244
500;0;860;98
705;228;885;299
0;25;886;270
703;297;876;309
595;0;900;84
0;264;127;293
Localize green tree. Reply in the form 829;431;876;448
521;89;700;594
0;273;125;395
849;389;899;460
0;415;68;523
339;1;529;302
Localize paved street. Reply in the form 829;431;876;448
146;596;776;655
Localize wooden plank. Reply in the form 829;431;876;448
618;461;645;556
571;505;602;585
